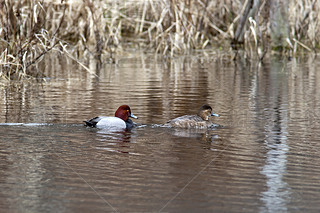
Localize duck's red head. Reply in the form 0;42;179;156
115;105;138;121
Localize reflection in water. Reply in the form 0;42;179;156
86;127;135;154
166;127;220;143
254;57;290;212
0;126;64;212
1;53;320;212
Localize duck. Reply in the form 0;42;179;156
84;105;138;129
165;104;219;128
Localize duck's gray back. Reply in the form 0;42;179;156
167;115;210;128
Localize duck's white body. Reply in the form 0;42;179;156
94;116;127;129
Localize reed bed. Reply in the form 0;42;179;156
0;0;319;79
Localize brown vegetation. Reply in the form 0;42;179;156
0;0;319;79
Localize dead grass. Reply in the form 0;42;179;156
0;0;320;80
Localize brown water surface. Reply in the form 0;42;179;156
0;52;320;212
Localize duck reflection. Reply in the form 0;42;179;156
88;128;135;154
167;127;219;143
96;129;132;142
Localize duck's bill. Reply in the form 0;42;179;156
130;113;138;119
211;112;220;117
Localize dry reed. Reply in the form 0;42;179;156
1;0;320;79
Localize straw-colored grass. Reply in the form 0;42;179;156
1;0;320;79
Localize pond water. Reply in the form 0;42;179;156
1;51;320;212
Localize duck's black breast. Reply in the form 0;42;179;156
125;119;135;129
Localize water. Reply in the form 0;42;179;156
1;52;320;212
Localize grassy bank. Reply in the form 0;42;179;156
0;0;319;79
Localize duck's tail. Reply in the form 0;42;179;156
84;117;100;127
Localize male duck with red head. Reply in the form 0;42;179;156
84;105;138;129
165;104;219;128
